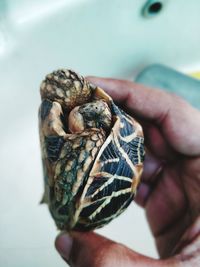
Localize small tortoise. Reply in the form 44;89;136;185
39;69;145;231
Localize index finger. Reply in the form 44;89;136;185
87;77;200;156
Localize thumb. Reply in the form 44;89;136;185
55;232;171;267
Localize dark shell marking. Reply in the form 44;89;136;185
39;69;145;231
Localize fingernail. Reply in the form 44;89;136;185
55;233;73;261
135;182;151;207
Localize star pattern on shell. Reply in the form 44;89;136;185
39;69;145;231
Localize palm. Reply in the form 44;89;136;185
141;125;200;258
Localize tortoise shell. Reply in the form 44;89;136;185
39;69;145;231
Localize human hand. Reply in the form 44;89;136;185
55;77;200;266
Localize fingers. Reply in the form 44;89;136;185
55;232;112;267
55;232;166;267
135;183;151;207
143;124;178;160
142;150;164;182
87;77;200;156
135;150;163;207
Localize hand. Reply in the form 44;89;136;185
55;77;200;266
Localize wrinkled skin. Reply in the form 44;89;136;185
55;77;200;267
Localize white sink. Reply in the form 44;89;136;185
1;1;200;266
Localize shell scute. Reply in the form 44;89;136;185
39;69;145;231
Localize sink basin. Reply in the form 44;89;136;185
1;1;200;266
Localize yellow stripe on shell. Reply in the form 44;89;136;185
88;187;132;220
89;173;133;199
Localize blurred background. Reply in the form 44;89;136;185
0;0;200;266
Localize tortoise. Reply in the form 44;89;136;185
39;69;145;231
